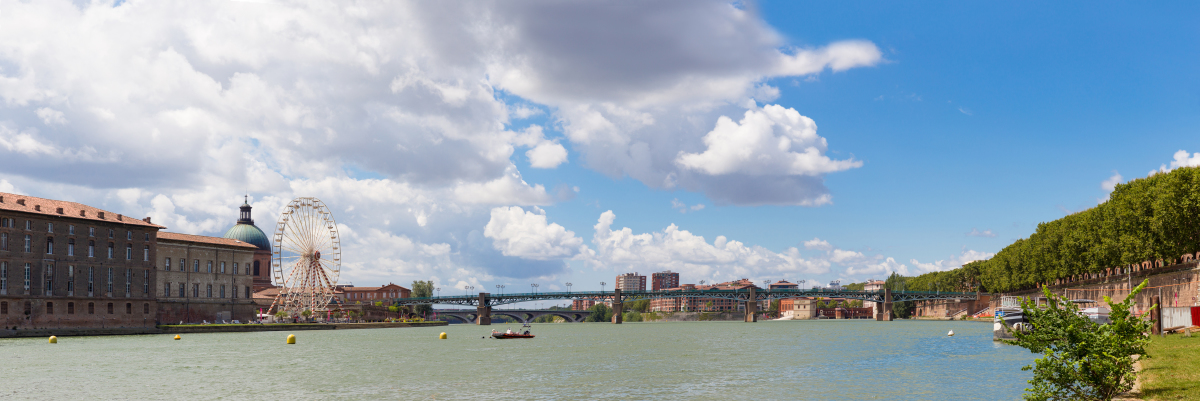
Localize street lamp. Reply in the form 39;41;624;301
800;280;806;290
532;283;539;294
600;282;606;292
566;282;573;293
436;287;440;298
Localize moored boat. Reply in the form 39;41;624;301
492;324;535;339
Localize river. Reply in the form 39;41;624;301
0;319;1034;400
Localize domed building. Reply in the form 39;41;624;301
224;197;275;291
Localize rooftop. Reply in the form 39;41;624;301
158;232;260;249
0;191;165;229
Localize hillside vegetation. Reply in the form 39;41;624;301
902;166;1200;294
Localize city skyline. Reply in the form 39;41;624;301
0;1;1196;293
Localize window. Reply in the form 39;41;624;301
143;269;148;294
67;266;74;295
44;264;53;296
220;261;226;274
143;246;149;261
0;301;5;314
220;285;225;298
192;284;198;298
179;283;185;298
87;267;94;296
25;220;30;230
23;263;30;293
126;231;132;240
47;301;53;314
179;259;185;272
107;302;113;314
46;237;53;254
164;258;171;271
69;225;75;235
233;262;239;275
67;239;74;256
144;233;149;241
108;229;113;238
125;302;131;314
0;218;8;227
125;244;132;260
88;302;94;314
245;286;250;299
207;284;212;298
165;283;171;297
0;262;6;295
193;260;199;272
67;302;74;314
1;232;7;250
107;243;113;259
207;261;212;273
88;227;94;237
88;240;95;257
24;234;31;252
24;301;31;315
47;223;53;233
143;303;149;314
253;260;260;276
232;285;237;299
125;269;131;296
106;267;113;294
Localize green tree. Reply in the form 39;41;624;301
1008;280;1154;401
623;311;642;322
585;303;612;322
411;280;434;317
626;299;651;313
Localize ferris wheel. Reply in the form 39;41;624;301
270;197;341;315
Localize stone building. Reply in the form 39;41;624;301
155;232;259;323
649;279;759;312
335;283;410;305
615;272;646;291
222;198;274;291
0;192;163;334
780;298;815;319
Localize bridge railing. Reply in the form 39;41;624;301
391;288;976;304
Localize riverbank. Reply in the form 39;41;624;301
1137;332;1200;400
0;321;447;338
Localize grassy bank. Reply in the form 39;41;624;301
1139;332;1200;400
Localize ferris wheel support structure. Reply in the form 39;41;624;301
267;197;341;317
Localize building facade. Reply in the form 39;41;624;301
651;271;679;291
615;272;646;291
335;283;410;305
648;279;758;312
0;193;163;334
155;232;259;323
863;279;885;309
222;199;274;291
780;298;815;319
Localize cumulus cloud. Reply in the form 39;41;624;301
671;198;705;214
910;249;994;274
966;228;996;238
484;206;585;260
1150;150;1200;176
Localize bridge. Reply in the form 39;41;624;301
433;309;590;324
393;288;978;325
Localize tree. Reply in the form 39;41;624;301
1007;280;1154;401
627;299;651;313
585;303;611;322
411;280;434;317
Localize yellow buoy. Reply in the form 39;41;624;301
439;332;447;339
48;336;57;344
174;335;181;340
287;334;296;344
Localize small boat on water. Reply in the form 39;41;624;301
492;324;535;339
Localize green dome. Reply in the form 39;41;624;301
224;223;271;251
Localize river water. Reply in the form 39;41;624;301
0;320;1034;400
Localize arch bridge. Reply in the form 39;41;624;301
433;309;589;324
395;288;977;325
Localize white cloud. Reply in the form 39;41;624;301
1101;171;1122;192
484;206;585;260
965;228;996;238
803;238;833;251
525;141;568;169
36;108;67;126
910;249;994;274
671;198;705;214
1151;150;1200;176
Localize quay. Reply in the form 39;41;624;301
0;321;447;338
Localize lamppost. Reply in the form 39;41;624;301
600;282;606;292
532;283;539;294
436;287;440;298
800;279;806;290
566;282;573;293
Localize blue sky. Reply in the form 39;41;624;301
0;1;1196;296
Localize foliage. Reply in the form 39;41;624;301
769;300;781;312
300;309;312;317
1007;280;1154;401
622;311;642;322
274;310;289;319
626;299;652;313
411;280;434;316
895;167;1200;293
585;303;612;322
842;282;865;291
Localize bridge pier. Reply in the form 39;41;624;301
745;287;758;322
476;292;491;325
611;288;623;324
876;288;893;321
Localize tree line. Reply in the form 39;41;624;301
901;166;1200;294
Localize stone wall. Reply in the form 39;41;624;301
1;297;156;331
989;262;1199;314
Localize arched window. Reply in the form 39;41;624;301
125;302;131;314
67;239;74;256
253;260;260;276
45;237;53;254
126;231;132;240
107;243;114;259
46;301;54;314
88;240;95;257
106;267;113;294
125;244;132;260
143;246;149;261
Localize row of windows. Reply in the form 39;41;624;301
163;258;254;275
0;218;150;241
0;300;148;315
0;234;150;261
0;262;149;298
163;283;251;299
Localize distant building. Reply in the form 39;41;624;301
863;279;885;309
572;299;597;311
335;283;410;305
780;298;815;319
651;271;679;291
221;198;274;292
615;272;646;291
763;280;799;310
649;279;759;312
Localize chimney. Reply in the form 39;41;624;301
143;217;152;224
17;199;25;206
116;214;123;221
98;211;105;219
56;207;63;214
34;205;40;211
80;210;86;217
0;196;4;202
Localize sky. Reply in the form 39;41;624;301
0;0;1197;298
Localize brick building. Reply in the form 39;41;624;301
651;271;679;291
649;279;759;312
155;232;259;323
615;272;646;291
0;192;163;334
335;283;410;305
572;299;597;311
780;298;815;319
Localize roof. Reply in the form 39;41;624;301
223;223;271;251
0;191;166;229
342;283;409;292
158;232;260;249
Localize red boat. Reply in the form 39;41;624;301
491;324;535;339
